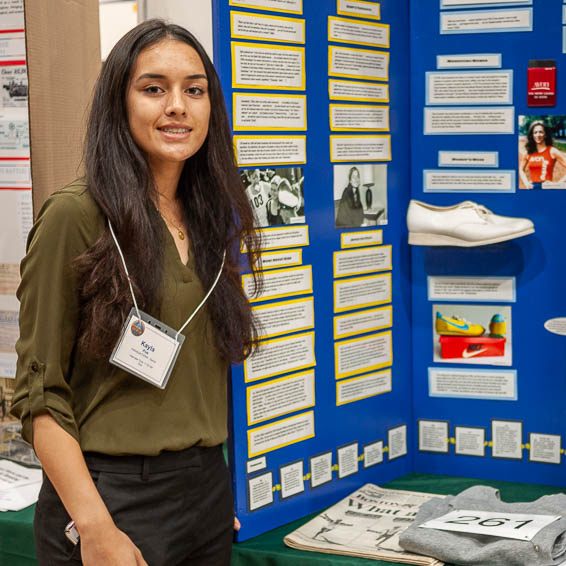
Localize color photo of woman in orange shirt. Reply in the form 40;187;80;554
519;120;566;189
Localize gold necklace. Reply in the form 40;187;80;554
160;212;185;240
156;192;185;240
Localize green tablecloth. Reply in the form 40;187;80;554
2;473;565;566
230;473;566;566
0;504;36;566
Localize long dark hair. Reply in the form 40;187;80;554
345;166;362;208
74;19;261;362
525;121;553;154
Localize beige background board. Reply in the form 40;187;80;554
25;0;101;216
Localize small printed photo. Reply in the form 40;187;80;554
333;164;387;229
432;304;512;367
241;167;305;228
518;115;566;189
0;65;28;109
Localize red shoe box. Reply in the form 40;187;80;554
439;336;506;359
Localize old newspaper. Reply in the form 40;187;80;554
284;484;444;565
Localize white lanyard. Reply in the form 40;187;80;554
108;219;225;341
107;219;225;388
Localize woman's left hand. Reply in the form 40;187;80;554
234;516;241;531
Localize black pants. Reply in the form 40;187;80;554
34;445;234;566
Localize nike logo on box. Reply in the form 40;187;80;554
462;347;488;358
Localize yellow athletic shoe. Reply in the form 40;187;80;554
435;312;485;336
489;314;506;338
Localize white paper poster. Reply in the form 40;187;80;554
0;459;42;488
424;107;514;134
280;460;304;499
232;42;305;89
440;8;533;34
260;249;302;270
334;306;392;339
491;420;523;460
436;53;502;69
337;442;359;478
0;0;24;30
529;433;561;465
310;451;332;488
438;151;498;168
0;63;27;108
234;93;306;131
247;370;315;425
0;188;31;263
455;426;486;457
253;297;314;338
337;0;380;20
335;331;392;379
329;46;389;81
229;0;302;14
442;0;531;5
328;17;389;48
256;225;309;251
248;411;315;457
0;263;19;295
244;331;315;382
235;135;306;166
0;32;25;61
330;104;389;131
426;71;512;105
336;370;392;405
341;230;382;248
243;265;312;302
334;246;392;277
388;425;407;461
423;170;514;193
246;457;267;474
231;11;305;43
0;107;28;157
418;420;449;453
0;295;19;378
429;368;517;400
0;159;30;187
334;273;391;312
331;135;391;162
248;472;273;511
329;80;389;103
428;276;515;302
363;440;383;467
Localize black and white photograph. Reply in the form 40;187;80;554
333;164;387;229
241;166;305;228
0;64;27;108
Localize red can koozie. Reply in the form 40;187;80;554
528;59;556;107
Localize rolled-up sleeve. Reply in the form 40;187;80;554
10;190;94;445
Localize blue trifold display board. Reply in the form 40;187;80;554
212;0;566;542
410;1;566;487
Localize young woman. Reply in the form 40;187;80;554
266;174;283;226
519;121;566;189
11;20;260;566
335;166;364;227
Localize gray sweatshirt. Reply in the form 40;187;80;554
399;485;566;566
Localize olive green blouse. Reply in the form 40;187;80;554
11;180;229;456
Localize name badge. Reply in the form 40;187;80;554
109;308;185;389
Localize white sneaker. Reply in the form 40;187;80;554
407;200;535;247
